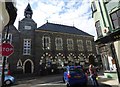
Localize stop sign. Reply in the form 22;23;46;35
0;43;14;56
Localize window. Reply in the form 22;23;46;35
67;39;74;51
23;39;31;55
95;20;102;37
77;39;84;51
5;33;12;43
42;36;51;50
110;9;120;29
91;1;97;12
55;37;63;50
86;40;92;51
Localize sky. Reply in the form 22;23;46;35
14;0;97;40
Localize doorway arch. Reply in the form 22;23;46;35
23;59;34;73
89;55;95;65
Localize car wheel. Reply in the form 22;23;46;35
5;80;12;85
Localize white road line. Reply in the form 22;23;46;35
31;81;66;87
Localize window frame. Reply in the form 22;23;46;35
42;36;51;50
110;9;120;30
67;39;74;51
86;40;92;52
95;20;102;37
77;39;84;51
91;1;97;13
23;39;31;55
55;37;63;50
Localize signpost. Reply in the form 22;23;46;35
0;43;14;87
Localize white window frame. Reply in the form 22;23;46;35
42;36;51;50
55;37;63;50
86;40;92;51
95;20;102;37
77;39;84;51
67;39;74;51
5;33;12;43
110;9;120;29
23;39;31;55
91;1;97;12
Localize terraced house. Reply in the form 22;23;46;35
2;4;97;76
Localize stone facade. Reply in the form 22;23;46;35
2;4;97;76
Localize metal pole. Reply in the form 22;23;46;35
1;25;9;87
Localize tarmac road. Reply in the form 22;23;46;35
11;74;114;87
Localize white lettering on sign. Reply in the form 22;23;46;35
3;48;14;52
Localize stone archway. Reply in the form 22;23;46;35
23;59;34;74
25;61;31;73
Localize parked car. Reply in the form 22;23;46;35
0;68;15;86
63;66;88;87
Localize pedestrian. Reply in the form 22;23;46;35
89;64;99;86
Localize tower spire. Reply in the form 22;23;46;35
24;3;33;18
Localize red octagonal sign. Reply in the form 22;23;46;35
0;43;14;56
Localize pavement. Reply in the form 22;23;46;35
97;71;119;87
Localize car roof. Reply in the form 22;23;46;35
67;65;82;68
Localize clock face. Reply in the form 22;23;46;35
26;14;31;18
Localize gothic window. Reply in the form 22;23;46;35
55;37;63;50
67;39;74;51
95;20;102;37
42;36;51;50
23;39;31;55
110;9;120;29
5;33;12;43
17;59;22;69
86;40;92;51
77;39;84;51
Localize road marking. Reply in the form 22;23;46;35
32;81;66;87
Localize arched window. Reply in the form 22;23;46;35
42;35;51;50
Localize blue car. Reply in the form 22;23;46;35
0;69;15;86
63;66;88;87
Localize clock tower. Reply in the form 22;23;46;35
24;3;33;19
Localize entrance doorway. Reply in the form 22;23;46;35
25;61;32;73
89;55;95;65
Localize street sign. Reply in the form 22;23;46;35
0;43;14;56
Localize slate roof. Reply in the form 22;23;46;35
37;22;93;36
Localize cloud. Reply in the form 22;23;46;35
14;0;97;39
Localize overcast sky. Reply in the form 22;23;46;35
14;0;97;40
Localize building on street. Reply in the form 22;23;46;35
91;0;120;84
1;3;97;76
